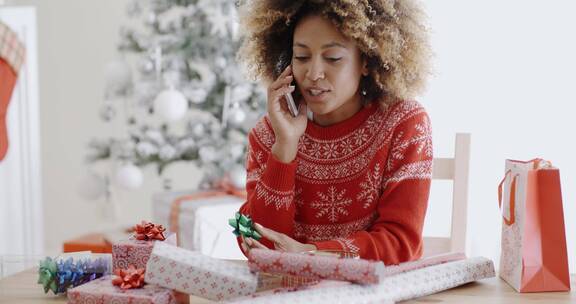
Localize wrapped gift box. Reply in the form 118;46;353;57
152;190;246;259
145;241;258;301
248;249;385;284
112;233;177;272
228;256;495;304
67;275;177;304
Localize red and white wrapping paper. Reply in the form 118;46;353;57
112;233;177;272
228;257;494;304
145;241;258;301
380;252;466;277
67;275;177;304
248;249;385;284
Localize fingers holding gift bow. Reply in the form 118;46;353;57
242;223;316;253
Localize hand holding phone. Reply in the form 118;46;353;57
284;90;299;117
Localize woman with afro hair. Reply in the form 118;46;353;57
236;0;433;265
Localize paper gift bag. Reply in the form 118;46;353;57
498;158;570;292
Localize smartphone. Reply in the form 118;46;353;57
284;89;299;117
275;54;300;117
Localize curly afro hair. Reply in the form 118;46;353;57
236;0;432;106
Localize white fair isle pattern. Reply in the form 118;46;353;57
228;257;494;304
293;212;377;242
335;238;360;255
382;160;432;190
254;182;294;210
145;242;258;301
357;163;383;209
252;100;427;184
246;147;265;184
311;186;353;222
385;117;432;172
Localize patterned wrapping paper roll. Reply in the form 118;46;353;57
248;249;385;285
228;256;495;304
145;241;259;301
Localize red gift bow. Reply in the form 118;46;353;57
112;265;145;289
133;220;166;241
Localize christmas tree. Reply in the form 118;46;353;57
86;0;265;192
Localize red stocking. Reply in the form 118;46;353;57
0;22;25;161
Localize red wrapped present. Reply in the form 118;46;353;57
67;275;177;304
112;221;177;272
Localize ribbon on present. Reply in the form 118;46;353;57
133;220;166;241
229;212;262;240
38;257;58;294
37;255;111;294
112;265;145;289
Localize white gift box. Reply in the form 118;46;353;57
145;241;258;302
152;190;245;259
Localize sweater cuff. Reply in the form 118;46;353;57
259;152;297;191
310;239;344;252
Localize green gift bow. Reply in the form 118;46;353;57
37;257;58;294
228;212;261;240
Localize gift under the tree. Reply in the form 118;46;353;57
227;256;495;304
112;221;177;272
37;252;112;295
145;241;258;301
67;275;177;304
152;190;246;259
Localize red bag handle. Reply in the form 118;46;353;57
498;170;517;226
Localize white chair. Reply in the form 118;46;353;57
423;133;471;257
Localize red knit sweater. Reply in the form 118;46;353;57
238;99;433;265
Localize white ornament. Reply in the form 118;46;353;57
229;105;246;126
115;164;144;189
154;88;188;121
229;165;246;189
77;171;107;200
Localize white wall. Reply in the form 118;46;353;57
5;0;574;273
421;0;575;273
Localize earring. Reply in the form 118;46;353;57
361;76;368;96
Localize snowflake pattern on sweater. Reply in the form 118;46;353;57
238;100;433;265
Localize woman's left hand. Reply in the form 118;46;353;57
241;223;317;253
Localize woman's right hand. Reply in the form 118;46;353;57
267;65;308;163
